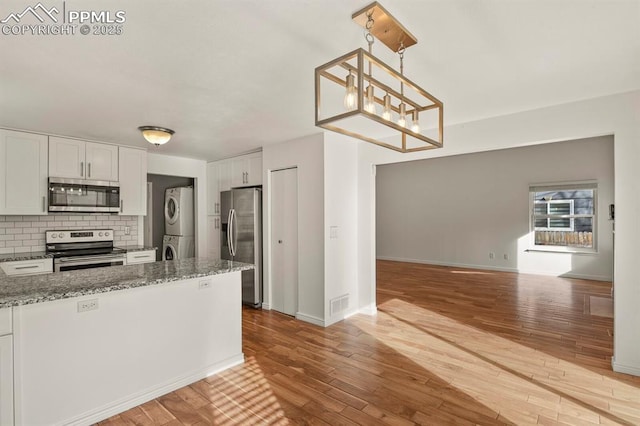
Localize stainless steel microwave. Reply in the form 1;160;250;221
48;178;120;213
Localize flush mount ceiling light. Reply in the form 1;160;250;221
138;126;175;146
315;2;443;153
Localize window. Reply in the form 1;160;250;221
529;183;597;252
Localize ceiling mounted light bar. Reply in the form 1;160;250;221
315;1;443;153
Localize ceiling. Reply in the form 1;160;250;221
1;0;638;161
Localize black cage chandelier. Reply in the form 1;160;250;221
315;2;443;153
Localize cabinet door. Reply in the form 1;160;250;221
86;142;118;181
230;157;248;187
218;160;232;192
0;258;52;276
207;216;221;260
49;136;85;179
126;250;156;264
207;163;220;215
0;335;13;426
247;154;262;186
0;130;48;215
118;147;147;215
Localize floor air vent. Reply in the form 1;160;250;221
330;294;349;317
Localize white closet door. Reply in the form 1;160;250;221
270;168;298;316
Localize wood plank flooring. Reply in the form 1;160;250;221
100;261;639;425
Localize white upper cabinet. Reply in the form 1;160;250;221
118;147;147;216
247;154;262;186
230;152;262;187
85;142;118;181
218;160;232;192
48;137;85;179
210;152;262;210
0;130;48;215
49;137;118;181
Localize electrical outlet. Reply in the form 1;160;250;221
77;299;99;313
503;254;509;260
124;226;130;235
489;252;495;260
199;280;212;290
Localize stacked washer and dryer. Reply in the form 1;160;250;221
162;186;195;261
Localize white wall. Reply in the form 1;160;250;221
324;134;359;325
262;134;325;325
376;136;614;280
356;90;640;376
147;153;207;257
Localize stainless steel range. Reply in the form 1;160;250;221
46;229;126;272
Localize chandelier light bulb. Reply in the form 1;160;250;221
382;93;392;120
364;85;377;114
397;103;407;127
343;72;357;111
411;110;420;133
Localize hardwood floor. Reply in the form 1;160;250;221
100;261;640;425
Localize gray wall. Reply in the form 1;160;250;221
376;136;614;280
147;174;194;261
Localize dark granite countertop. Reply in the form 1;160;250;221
0;252;53;262
0;258;253;308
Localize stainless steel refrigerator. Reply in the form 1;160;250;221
221;187;262;307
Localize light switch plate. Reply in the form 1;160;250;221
330;226;339;239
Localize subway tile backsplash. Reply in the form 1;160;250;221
0;214;138;255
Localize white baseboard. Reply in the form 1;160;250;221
612;358;640;377
67;353;245;426
376;256;612;282
296;311;325;327
261;302;271;310
358;303;378;316
377;256;519;274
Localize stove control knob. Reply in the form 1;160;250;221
105;232;110;237
51;234;57;239
98;232;104;237
58;233;64;238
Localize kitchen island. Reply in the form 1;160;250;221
0;258;252;426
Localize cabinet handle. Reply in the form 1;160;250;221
80;161;84;177
88;163;91;178
42;196;46;212
120;199;123;213
15;265;39;270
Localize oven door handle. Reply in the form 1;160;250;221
57;254;125;264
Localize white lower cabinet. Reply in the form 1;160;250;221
207;216;221;260
0;259;53;276
125;250;156;265
0;309;13;426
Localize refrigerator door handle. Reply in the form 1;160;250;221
230;208;238;256
227;208;235;257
